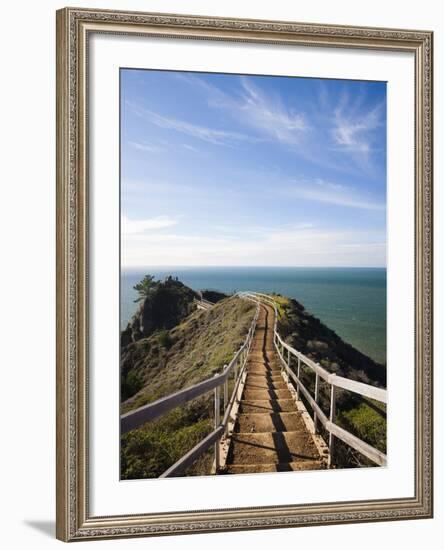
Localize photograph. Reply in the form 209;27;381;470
119;69;388;479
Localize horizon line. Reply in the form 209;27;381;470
121;265;387;271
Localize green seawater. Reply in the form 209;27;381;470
121;267;386;364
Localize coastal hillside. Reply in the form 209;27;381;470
121;294;256;410
275;294;386;386
272;294;386;466
120;280;256;479
120;277;386;478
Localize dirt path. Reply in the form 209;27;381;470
225;304;325;473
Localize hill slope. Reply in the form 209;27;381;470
120;280;386;478
275;294;385;386
120;293;256;479
273;294;386;465
121;296;256;411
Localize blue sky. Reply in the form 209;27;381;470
121;69;386;268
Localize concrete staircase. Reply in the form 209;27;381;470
225;305;325;474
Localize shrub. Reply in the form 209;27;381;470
158;329;173;350
121;370;144;401
120;410;213;479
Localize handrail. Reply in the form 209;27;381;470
193;297;214;310
121;373;224;434
239;291;387;467
120;298;260;477
200;297;215;306
121;335;251;434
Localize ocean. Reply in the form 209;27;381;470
121;267;386;364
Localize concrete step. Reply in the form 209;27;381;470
242;388;293;400
235;412;305;433
228;431;321;465
224;460;325;474
240;399;298;413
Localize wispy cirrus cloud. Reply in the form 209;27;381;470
237;78;308;143
330;90;385;164
179;74;309;146
127;139;203;156
121;215;178;235
182;143;200;153
122;179;197;196
126;100;255;147
128;140;165;153
177;74;385;176
281;178;385;211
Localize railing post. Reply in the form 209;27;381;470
297;356;301;399
328;376;337;467
287;347;291;371
214;383;221;471
314;372;320;434
237;373;243;403
223;365;228;412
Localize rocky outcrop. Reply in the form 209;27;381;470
121;277;198;348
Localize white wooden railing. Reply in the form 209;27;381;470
120;298;260;477
194;297;214;311
239;292;387;467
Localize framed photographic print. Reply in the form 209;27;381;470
56;7;433;541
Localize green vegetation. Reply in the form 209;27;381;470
337;400;386;454
120;288;256;479
121;296;255;410
274;294;386;468
158;329;174;350
133;274;158;302
276;295;386;386
121;369;144;402
121;403;213;479
270;293;291;320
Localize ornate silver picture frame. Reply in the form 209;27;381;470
56;7;433;541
